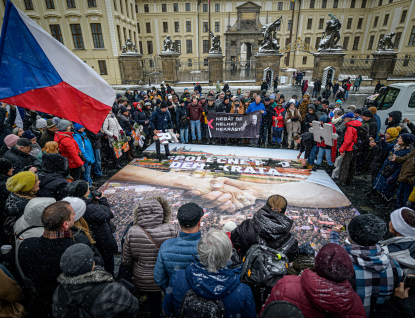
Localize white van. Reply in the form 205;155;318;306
368;83;415;132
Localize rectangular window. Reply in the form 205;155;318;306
87;0;96;7
203;40;209;53
66;0;75;9
204;58;208;66
98;60;107;75
347;18;352;29
203;3;207;12
215;3;220;12
357;18;363;29
315;36;321;49
117;25;122;49
288;19;292;31
319;18;324;29
333;0;338;8
173;3;178;12
351;0;356;8
146;22;151;33
203;22;208;32
147;41;153;54
188;59;193;67
290;1;294;10
162;4;167;12
185;3;190;11
322;0;327;8
305;37;311;44
378;0;382;5
175;40;181;53
277;2;283;10
135;4;138;13
361;0;366;8
130;3;133;16
367;35;374;50
307;19;312;30
137;23;140;33
394;32;402;48
186;39;192;53
163;22;168;33
352;36;360;50
70;24;84;49
45;0;54;9
383;14;389;26
144;4;149;12
231;40;237;46
309;0;314;9
120;0;123;13
343;36;349;50
215;21;220;33
125;0;129;16
409;26;415;46
50;24;63;44
302;56;307;65
373;16;378;28
400;10;407;24
139;41;143;54
174;21;179;32
123;27;127;45
186;21;191;32
113;0;117;10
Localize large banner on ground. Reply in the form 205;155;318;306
99;144;359;252
207;110;262;138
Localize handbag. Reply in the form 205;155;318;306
380;164;395;178
138;225;160;249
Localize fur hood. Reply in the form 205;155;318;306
57;268;113;285
133;196;172;227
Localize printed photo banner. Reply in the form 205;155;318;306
207;110;262;138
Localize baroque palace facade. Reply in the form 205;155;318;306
1;0;414;84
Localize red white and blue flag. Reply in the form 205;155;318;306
0;0;115;133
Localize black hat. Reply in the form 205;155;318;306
65;180;89;198
279;94;285;99
43;153;69;177
361;109;372;118
354;108;362;115
120;106;128;114
322;99;329;105
60;243;94;277
223;96;229;101
16;138;34;147
179;99;185;104
177;203;204;227
160;102;168;109
317;96;322;102
265;97;271;102
261;301;304;318
347;214;387;246
0;158;13;175
261;89;267;94
292;94;298;99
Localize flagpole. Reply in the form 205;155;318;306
0;0;12;65
208;0;211;49
287;0;295;67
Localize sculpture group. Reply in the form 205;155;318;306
162;35;177;53
318;13;342;51
209;31;222;54
377;32;396;51
258;17;282;54
122;38;139;54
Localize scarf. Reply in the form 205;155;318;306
43;230;73;239
331;116;343;125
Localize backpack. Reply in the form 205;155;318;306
57;281;110;318
178;289;225;318
179;114;189;128
351;125;370;152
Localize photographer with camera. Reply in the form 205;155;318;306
65;180;118;276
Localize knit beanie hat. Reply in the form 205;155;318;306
52;117;61;126
62;197;86;221
386;126;401;140
72;123;84;131
368;107;377;115
65;180;89;198
22;130;36;140
36;118;47;129
222;221;237;233
60;243;94;277
315;243;354;282
6;171;36;193
400;133;415;145
361;109;373;118
347;214;387;246
319;115;329;123
335;100;342;105
4;134;19;148
261;301;304;318
56;119;71;131
0;158;13;175
390;208;415;237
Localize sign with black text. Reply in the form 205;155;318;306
206;110;262;138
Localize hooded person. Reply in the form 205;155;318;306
162;229;256;318
261;301;304;318
36;153;69;201
52;243;139;318
303;105;318;133
2;138;42;174
287;242;316;276
386;111;403;129
331;214;403;317
122;197;178;318
262;243;366;318
72;123;95;186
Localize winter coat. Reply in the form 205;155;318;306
122;197;178;292
167;105;177;129
298;98;310;120
262;103;275;126
0;265;25;317
377;295;415;318
82;197;118;262
132;108;150;135
322;88;331;99
53;268;139;318
272;106;285;128
304;106;318;132
36;173;68;201
2;146;42;174
0;107;16;147
369;138;397;175
102;113;122;139
394;148;415;184
285;108;302;134
0;175;10;212
287;254;315;276
5;193;32;218
176;105;190;129
339;120;362;153
262;269;366;318
299;132;316;159
333;83;339;94
153;231;201;290
230;103;247;114
386;111;402;128
54;131;84;169
85;129;104;149
362;117;378;140
39;129;55;148
302;81;309;93
231;205;299;262
261;82;268;91
73;131;95;165
118;113;134;137
162;259;256;318
70;226;104;267
187;103;204;121
380;237;415;275
332;117;347;148
22;110;38;131
150;107;173;132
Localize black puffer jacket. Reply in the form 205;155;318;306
386;111;402;128
303;105;318;132
85;129;104;149
231;205;299;262
0;175;9;212
70;226;104;267
22;109;39;131
2;146;42;174
132;108;150;135
5;193;32;218
37;153;69;200
363;117;378;140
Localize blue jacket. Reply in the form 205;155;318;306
73;131;95;165
154;231;201;289
246;102;266;115
149;107;173;132
374;113;381;140
163;259;256;318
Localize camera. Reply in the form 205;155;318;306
91;190;102;198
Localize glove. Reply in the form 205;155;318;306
120;130;124;136
387;177;396;185
113;135;118;141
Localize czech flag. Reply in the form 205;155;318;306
0;0;115;133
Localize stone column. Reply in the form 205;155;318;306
208;54;224;85
312;50;345;82
254;53;283;86
370;51;397;86
119;53;144;85
159;52;181;83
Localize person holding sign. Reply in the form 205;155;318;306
150;103;174;161
246;96;266;147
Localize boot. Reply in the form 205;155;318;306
287;142;291;149
326;166;333;174
312;164;320;172
156;153;161;161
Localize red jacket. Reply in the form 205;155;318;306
54;131;84;169
261;269;366;318
187;103;204;121
339;120;362;153
272;107;285;128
